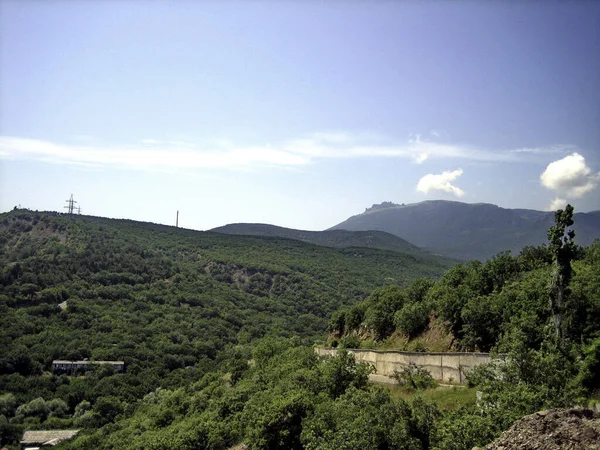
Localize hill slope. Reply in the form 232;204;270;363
0;210;451;374
0;209;455;445
330;200;600;260
211;223;430;256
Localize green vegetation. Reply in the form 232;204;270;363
392;363;437;390
58;344;438;450
0;209;449;448
382;385;476;412
1;205;598;449
330;226;599;355
328;205;600;449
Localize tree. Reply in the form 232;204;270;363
0;394;17;418
345;305;364;331
320;350;374;399
328;310;346;335
547;204;576;346
94;396;124;425
394;302;430;338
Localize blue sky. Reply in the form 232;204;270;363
1;1;599;230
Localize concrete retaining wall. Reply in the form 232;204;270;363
315;347;501;384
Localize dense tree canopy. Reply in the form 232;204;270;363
0;210;449;447
330;234;599;355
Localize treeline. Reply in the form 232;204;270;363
329;240;599;354
0;210;449;447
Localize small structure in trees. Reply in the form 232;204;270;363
52;360;124;373
21;429;80;448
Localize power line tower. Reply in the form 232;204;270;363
77;206;82;215
64;194;77;217
176;210;179;228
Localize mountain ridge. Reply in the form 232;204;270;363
210;223;433;256
330;200;600;261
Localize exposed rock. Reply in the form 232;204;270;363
484;408;600;450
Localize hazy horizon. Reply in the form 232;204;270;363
4;197;600;234
2;1;599;231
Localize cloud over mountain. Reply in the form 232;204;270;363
416;169;465;197
540;153;599;198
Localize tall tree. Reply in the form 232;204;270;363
547;204;576;346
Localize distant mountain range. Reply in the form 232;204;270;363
330;200;600;261
211;223;427;256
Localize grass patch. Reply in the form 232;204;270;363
381;384;477;411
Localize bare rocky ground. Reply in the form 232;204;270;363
478;408;600;450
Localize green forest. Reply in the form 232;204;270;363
0;207;598;449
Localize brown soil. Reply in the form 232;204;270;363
480;408;600;450
415;315;455;352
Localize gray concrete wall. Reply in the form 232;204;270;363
315;347;501;384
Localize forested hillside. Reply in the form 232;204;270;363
0;209;450;448
330;236;600;354
326;206;600;448
1;207;598;450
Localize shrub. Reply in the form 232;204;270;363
575;338;600;394
392;363;436;390
340;335;361;349
328;310;346;334
394;302;430;337
364;306;395;340
345;305;364;331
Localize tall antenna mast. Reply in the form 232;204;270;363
176;210;179;228
64;194;77;217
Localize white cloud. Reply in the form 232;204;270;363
416;169;465;197
0;136;310;171
547;197;568;211
540;153;599;198
0;132;582;174
510;144;576;155
283;134;532;164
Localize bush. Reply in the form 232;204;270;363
0;393;17;417
340;335;361;349
0;414;24;447
320;350;374;399
328;310;346;334
94;396;124;425
575;338;600;394
47;398;68;418
394;302;430;337
345;305;364;331
15;397;49;422
433;408;499;450
363;306;395;340
392;363;436;390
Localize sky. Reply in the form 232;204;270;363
1;1;599;231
